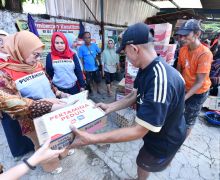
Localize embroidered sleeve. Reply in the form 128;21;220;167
29;100;53;118
0;70;19;95
0;90;53;119
0;69;54;118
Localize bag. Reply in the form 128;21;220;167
87;46;101;70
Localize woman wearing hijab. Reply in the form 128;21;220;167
101;39;120;96
46;32;85;95
65;33;84;70
0;31;71;174
0;30;35;160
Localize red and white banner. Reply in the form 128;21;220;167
148;23;172;45
35;22;80;35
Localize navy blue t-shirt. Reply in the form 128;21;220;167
134;57;186;158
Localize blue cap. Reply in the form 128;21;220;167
116;23;153;53
176;19;202;36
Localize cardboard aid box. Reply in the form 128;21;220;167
148;23;172;45
125;61;138;95
34;99;107;150
154;44;177;66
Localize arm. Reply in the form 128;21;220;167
0;72;51;118
44;72;68;98
95;44;101;54
0;90;52;118
92;123;148;143
185;73;207;100
117;63;120;72
101;52;105;77
0;71;67;118
116;54;120;71
45;53;54;79
0;140;64;180
176;48;183;73
78;47;85;71
0;90;68;118
110;90;137;111
73;54;86;88
176;63;182;73
96;89;137;114
95;44;101;65
69;123;148;149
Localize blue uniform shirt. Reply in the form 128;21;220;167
78;43;101;72
134;56;187;158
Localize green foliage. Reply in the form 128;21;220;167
202;21;220;33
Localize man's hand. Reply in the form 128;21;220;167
95;102;112;114
67;125;95;149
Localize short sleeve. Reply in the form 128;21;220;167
78;46;83;59
95;44;101;53
136;100;169;132
196;52;213;74
135;74;170;133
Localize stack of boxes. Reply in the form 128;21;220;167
148;23;177;66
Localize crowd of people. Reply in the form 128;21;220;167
0;18;219;180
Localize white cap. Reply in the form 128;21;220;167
0;30;9;36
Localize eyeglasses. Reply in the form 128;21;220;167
33;52;42;59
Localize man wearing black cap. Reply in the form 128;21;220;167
176;19;213;136
69;23;186;179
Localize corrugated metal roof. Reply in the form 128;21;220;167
149;0;203;9
46;0;158;26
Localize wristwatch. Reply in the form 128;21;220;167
23;158;36;170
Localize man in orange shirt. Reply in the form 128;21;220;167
177;19;213;135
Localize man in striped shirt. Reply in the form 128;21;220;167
69;23;187;180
